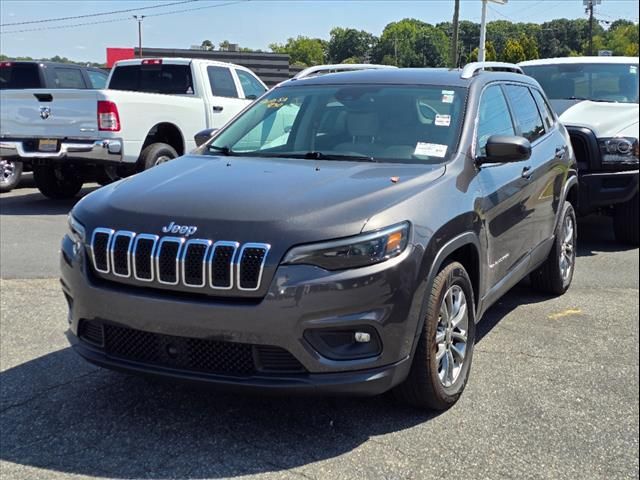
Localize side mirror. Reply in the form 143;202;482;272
194;128;219;147
479;135;532;165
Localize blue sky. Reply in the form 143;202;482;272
1;0;638;62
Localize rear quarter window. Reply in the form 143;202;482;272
0;63;42;89
504;84;546;143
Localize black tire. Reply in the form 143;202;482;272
139;143;178;171
613;194;639;246
530;201;577;295
0;159;23;193
394;261;476;411
33;164;83;199
95;166;119;186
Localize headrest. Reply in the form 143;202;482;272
347;112;380;137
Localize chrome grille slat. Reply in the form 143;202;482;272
110;231;136;278
89;228;269;292
133;234;159;282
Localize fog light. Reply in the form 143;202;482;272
354;332;371;343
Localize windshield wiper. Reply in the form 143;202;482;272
208;145;235;156
561;96;610;103
297;151;378;162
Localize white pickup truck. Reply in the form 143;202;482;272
0;58;267;198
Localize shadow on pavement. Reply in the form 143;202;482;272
0;186;99;216
0;348;435;479
576;214;636;257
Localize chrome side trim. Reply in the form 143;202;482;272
110;231;136;278
90;228;114;274
155;237;185;286
181;239;212;288
208;241;239;290
132;234;159;282
237;243;271;292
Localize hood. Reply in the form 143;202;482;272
75;154;445;252
551;99;640;138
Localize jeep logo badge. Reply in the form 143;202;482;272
162;221;198;237
39;106;51;120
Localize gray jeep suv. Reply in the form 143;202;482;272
61;63;577;410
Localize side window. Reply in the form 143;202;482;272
476;85;515;157
53;67;86;88
236;69;266;99
87;70;108;89
207;66;238;98
504;84;546;143
530;88;555;130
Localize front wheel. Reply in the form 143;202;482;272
613;194;639;246
139;143;178;171
394;261;476;411
0;159;23;193
33;164;83;199
530;201;577;295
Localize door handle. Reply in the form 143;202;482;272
555;146;567;159
212;106;224;113
521;166;532;180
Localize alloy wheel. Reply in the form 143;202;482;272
435;285;469;388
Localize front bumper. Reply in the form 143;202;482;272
0;138;123;165
60;235;423;395
578;169;639;214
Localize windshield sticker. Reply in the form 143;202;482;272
435;114;451;127
630;66;638;74
261;97;288;108
414;142;448;158
442;90;455;104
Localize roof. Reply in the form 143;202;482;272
113;57;246;70
294;64;397;79
280;67;535;88
520;56;639;67
1;60;104;71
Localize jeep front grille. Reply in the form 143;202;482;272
89;228;270;293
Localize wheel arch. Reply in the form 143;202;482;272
141;122;185;156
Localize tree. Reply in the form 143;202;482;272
269;36;326;67
327;27;377;64
200;40;214;51
219;40;231;51
519;34;539;60
607;23;640;56
374;19;448;67
502;39;526;63
468;40;496;62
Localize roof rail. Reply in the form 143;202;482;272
460;62;524;79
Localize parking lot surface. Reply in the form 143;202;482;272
1;181;638;480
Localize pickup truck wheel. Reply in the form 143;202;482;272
33;165;83;199
139;143;178;171
530;201;577;295
613;194;639;246
394;261;475;411
0;159;22;193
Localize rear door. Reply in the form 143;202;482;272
204;65;251;127
503;84;564;249
476;84;532;287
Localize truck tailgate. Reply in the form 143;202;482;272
0;89;100;138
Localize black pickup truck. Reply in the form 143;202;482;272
0;61;109;193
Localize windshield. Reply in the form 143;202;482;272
522;63;639;104
207;84;467;163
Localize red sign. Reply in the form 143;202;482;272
106;48;135;68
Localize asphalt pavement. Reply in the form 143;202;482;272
1;179;638;480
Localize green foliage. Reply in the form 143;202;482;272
200;40;214;51
269;36;326;67
607;24;640;56
373;18;448;67
328;27;376;63
502;39;526;63
519;35;539;60
467;40;496;62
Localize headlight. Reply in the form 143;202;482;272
599;137;639;165
68;214;86;245
282;222;410;271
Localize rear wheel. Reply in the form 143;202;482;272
0;159;23;193
613;194;639;246
530;201;577;295
394;261;475;411
139;143;178;171
33;164;83;199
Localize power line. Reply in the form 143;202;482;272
0;0;198;27
0;1;248;35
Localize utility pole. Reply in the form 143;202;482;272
584;0;601;56
133;15;145;58
450;0;460;67
479;0;507;63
